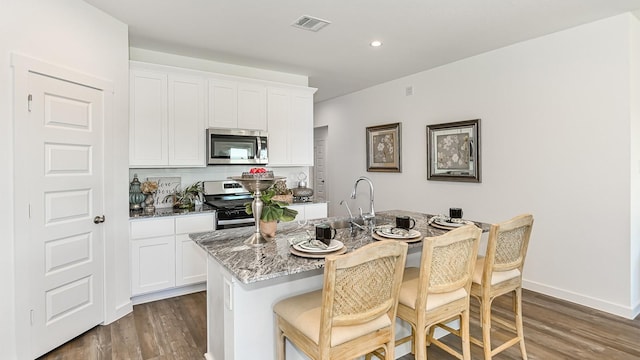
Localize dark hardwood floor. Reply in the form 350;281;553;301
39;289;640;360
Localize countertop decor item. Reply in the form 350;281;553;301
427;119;481;182
129;174;145;211
164;181;204;209
228;176;298;246
141;180;158;214
366;122;402;172
271;179;293;204
292;172;314;201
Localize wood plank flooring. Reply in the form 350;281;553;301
38;289;639;360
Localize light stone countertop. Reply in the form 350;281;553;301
190;210;490;285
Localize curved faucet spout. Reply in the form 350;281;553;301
350;176;375;217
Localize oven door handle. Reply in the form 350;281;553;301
217;218;255;225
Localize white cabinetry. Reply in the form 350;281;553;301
129;69;168;166
267;87;316;166
130;213;214;300
208;79;267;130
288;202;328;222
130;63;206;167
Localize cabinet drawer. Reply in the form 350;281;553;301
130;218;175;239
175;214;215;234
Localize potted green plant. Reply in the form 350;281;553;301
164;181;204;209
245;187;298;237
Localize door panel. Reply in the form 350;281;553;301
29;72;104;358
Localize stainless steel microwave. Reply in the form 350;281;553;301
206;128;268;165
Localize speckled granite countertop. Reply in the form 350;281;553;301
129;204;216;219
190;210;490;285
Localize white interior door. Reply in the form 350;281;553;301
28;71;105;358
313;128;328;203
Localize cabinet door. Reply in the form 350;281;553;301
131;236;176;296
208;79;238;129
175;234;208;286
303;203;327;220
289;92;314;166
175;214;214;286
168;74;206;167
288;204;305;222
130;69;168;166
266;88;290;165
238;83;267;130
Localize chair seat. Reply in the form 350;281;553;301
274;289;392;347
472;257;520;285
399;267;468;311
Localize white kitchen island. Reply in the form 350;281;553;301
190;210;489;360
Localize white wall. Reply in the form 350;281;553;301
0;1;130;359
315;13;640;318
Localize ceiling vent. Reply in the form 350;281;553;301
291;15;331;32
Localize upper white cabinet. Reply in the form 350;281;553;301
129;69;168;166
168;74;206;166
208;79;267;131
130;63;206;167
129;61;315;168
267;86;316;166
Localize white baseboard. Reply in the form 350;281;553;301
523;279;639;320
204;352;215;360
131;283;206;305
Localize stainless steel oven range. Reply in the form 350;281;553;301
203;180;255;230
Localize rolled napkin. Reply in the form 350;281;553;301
287;231;313;245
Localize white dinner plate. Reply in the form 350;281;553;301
433;219;474;228
294;240;344;254
375;226;421;239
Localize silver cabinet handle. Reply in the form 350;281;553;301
94;215;105;224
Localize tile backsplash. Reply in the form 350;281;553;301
129;165;311;192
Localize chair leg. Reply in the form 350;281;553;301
481;298;493;360
415;326;427;360
386;342;395;360
514;287;528;360
276;322;285;360
461;310;471;360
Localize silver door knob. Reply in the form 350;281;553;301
94;215;105;224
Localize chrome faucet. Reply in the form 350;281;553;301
351;176;375;218
339;200;354;219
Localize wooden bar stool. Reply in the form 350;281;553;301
469;214;534;360
395;224;482;360
273;240;408;360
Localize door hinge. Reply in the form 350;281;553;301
27;94;32;112
28;203;31;219
30;309;34;325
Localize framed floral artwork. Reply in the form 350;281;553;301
426;119;480;182
366;122;401;172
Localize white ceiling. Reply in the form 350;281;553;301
84;0;640;102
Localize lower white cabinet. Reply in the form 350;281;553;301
288;202;328;222
130;213;214;297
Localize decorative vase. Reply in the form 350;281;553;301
129;174;145;211
260;220;277;238
143;193;156;214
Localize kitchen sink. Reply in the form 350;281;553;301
321;216;391;230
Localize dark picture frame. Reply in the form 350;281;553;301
426;119;480;182
366;122;401;172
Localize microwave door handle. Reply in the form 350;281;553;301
256;136;261;159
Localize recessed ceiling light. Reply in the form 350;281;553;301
370;40;383;47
